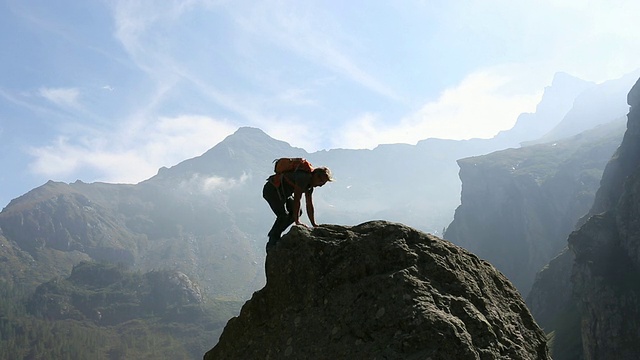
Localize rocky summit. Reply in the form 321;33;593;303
204;221;549;360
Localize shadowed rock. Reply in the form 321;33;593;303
567;76;640;360
205;221;549;359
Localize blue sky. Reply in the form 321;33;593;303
1;0;640;208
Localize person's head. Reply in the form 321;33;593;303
311;167;333;187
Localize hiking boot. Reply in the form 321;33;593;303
266;235;279;252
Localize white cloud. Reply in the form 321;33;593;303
107;1;401;154
38;87;81;108
333;66;545;149
330;113;383;150
179;172;250;195
28;137;85;178
28;115;237;184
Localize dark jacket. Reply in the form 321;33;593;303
268;171;314;199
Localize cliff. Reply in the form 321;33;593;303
444;119;625;296
567;77;640;359
527;77;640;360
526;248;580;358
204;221;549;360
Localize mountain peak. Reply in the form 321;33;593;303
144;126;306;183
219;126;302;152
550;71;593;88
205;221;550;359
233;126;268;135
219;126;271;145
202;126;274;152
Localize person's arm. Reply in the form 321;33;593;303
305;191;317;227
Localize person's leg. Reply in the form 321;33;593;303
263;183;288;247
281;196;296;228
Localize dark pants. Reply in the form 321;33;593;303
263;181;295;246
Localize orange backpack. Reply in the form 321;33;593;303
273;158;313;174
271;158;313;188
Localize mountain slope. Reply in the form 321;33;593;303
0;262;241;359
493;72;595;144
529;70;640;144
0;129;284;299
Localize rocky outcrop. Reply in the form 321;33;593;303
567;77;640;360
204;221;549;360
444;119;625;296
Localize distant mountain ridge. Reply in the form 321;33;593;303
494;72;595;144
534;69;640;144
1;71;637;298
0;70;638;358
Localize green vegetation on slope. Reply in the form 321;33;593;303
0;262;241;359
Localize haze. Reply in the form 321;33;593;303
1;0;640;208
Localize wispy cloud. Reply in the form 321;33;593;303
110;1;260;123
277;88;317;106
0;87;56;116
23;1;242;185
38;87;81;108
28;115;237;184
109;0;328;144
231;1;400;102
333;65;544;149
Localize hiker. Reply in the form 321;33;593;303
262;164;333;250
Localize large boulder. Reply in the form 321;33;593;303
205;221;549;359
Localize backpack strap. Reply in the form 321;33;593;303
269;174;287;202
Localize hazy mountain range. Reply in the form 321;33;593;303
1;70;639;358
2;70;638;298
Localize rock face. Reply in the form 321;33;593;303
567;77;640;360
204;221;549;360
444;119;625;296
526;248;582;359
527;77;640;360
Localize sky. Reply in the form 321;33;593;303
1;0;640;208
